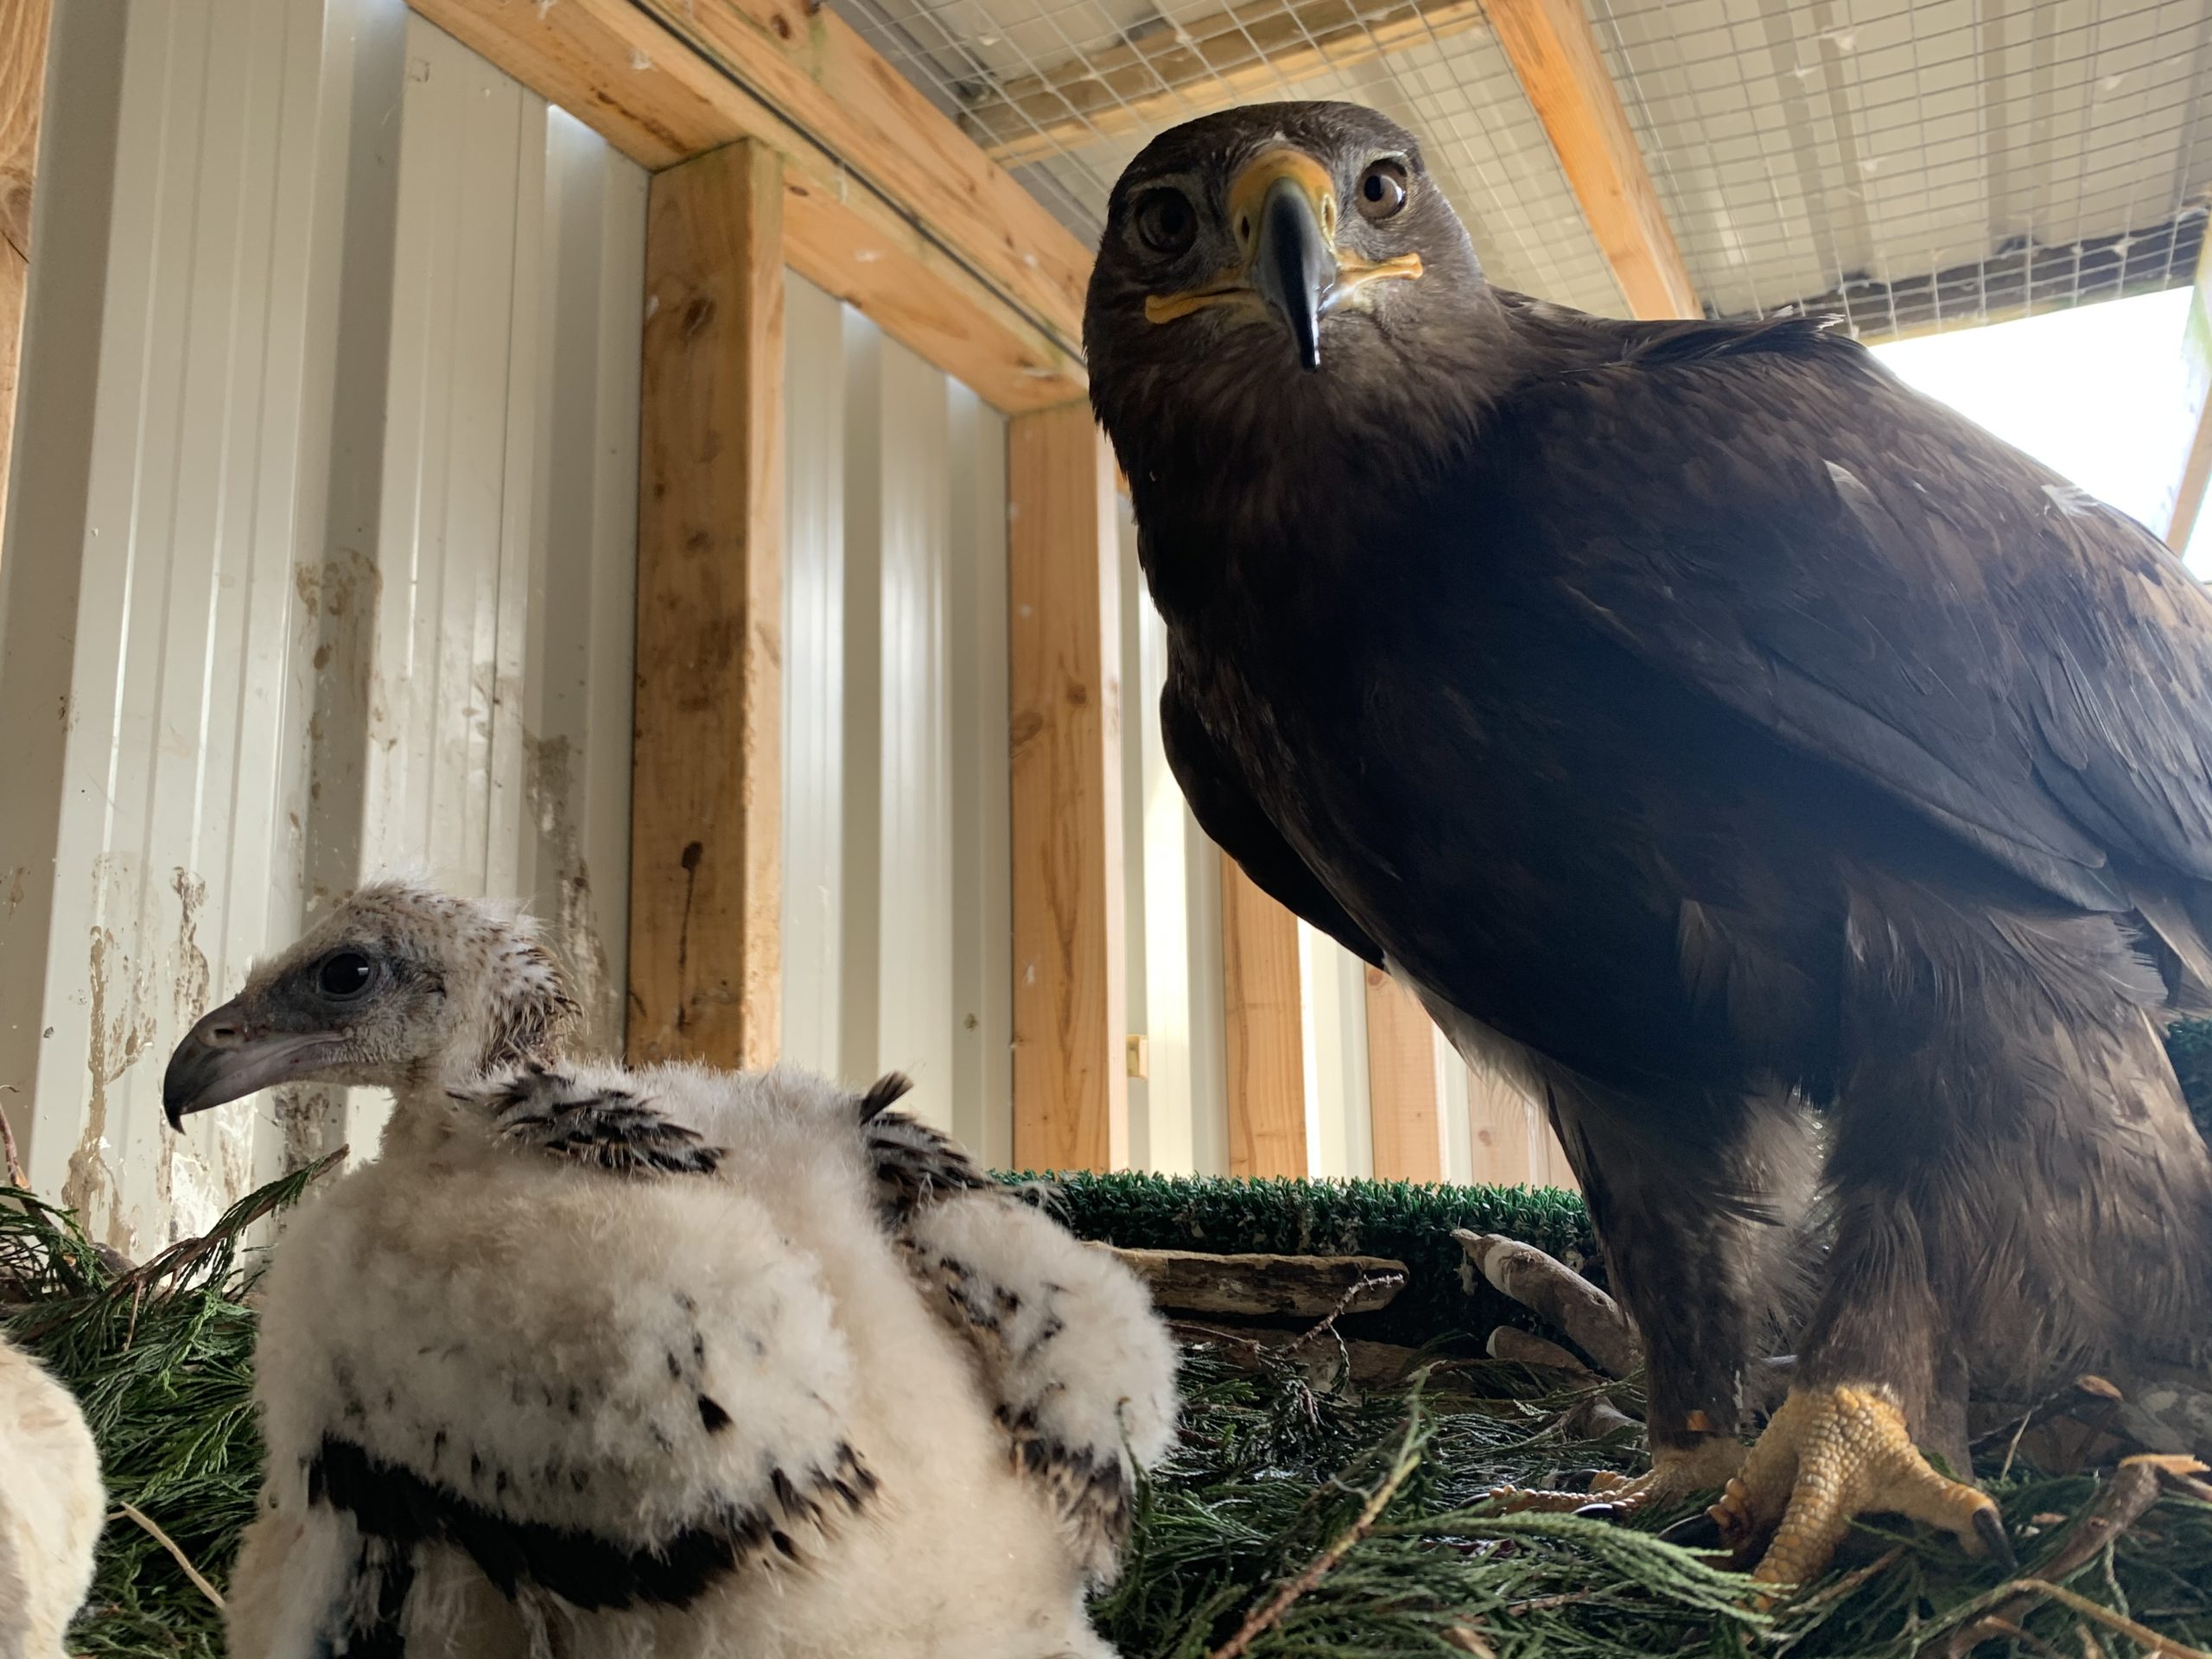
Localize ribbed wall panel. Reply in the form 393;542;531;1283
0;2;641;1250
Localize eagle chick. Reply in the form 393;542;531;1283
165;882;1166;1656
0;1333;105;1659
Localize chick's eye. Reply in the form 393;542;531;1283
1357;160;1409;221
1133;189;1197;257
316;950;375;1001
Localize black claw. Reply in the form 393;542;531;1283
1973;1506;2017;1573
1658;1511;1726;1550
1566;1467;1606;1491
1572;1500;1625;1522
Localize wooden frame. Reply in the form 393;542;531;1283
1364;967;1444;1182
628;140;786;1069
410;0;1089;414
1487;0;1696;321
0;0;52;549
1221;857;1306;1177
1008;403;1128;1171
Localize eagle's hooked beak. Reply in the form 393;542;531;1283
1144;149;1423;370
163;1001;337;1129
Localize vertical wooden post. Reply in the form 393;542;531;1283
629;140;785;1069
1221;857;1306;1177
1008;400;1127;1172
0;0;53;556
1364;967;1443;1182
1466;1059;1538;1185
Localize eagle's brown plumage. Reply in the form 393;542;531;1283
1084;99;2212;1583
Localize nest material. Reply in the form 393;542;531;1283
7;1157;2210;1659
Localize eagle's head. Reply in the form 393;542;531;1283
162;880;580;1128
1084;101;1500;508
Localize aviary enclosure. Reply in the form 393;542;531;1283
3;0;2211;1653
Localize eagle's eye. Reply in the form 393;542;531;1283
1356;160;1410;222
316;950;377;1001
1132;188;1197;257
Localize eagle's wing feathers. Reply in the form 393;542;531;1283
1161;676;1387;964
1516;340;2212;918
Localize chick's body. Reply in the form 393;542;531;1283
167;881;1150;1659
234;1062;1109;1659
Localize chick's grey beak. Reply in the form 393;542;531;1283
1251;176;1332;373
162;1001;334;1130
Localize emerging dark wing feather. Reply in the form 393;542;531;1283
1160;677;1387;965
1503;334;2212;913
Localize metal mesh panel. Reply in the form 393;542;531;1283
835;0;2212;335
1593;0;2212;334
836;0;1630;314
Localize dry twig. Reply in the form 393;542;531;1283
113;1502;226;1611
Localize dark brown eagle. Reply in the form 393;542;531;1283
1084;100;2212;1586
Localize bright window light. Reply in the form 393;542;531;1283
1869;288;2205;575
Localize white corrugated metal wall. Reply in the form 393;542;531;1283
781;278;1015;1165
0;1;641;1252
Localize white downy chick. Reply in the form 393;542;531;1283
164;881;1129;1658
0;1333;105;1659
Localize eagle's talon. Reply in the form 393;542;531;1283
1732;1383;2005;1590
1972;1504;2017;1573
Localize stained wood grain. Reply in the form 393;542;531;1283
0;0;51;559
1008;401;1128;1172
1465;1055;1539;1186
629;141;785;1071
1363;967;1444;1183
1486;0;1697;321
1222;858;1307;1178
406;0;1086;412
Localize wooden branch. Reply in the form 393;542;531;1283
406;0;1087;413
1009;403;1128;1172
629;142;785;1070
1485;0;1697;320
967;0;1484;169
1221;859;1308;1178
1106;1247;1408;1318
1452;1230;1639;1378
1364;967;1443;1182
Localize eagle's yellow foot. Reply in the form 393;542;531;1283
1490;1433;1744;1518
1710;1383;2013;1590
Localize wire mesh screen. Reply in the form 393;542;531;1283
833;0;2212;336
1593;0;2212;334
834;0;1629;315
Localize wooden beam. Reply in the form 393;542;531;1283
1486;0;1697;320
1465;1056;1538;1185
628;142;785;1071
1221;858;1306;1178
1363;967;1443;1182
2164;234;2212;556
407;0;1086;413
0;0;52;558
967;0;1484;169
1009;401;1128;1172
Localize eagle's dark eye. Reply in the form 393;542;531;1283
315;950;376;1001
1356;160;1409;222
1132;189;1197;257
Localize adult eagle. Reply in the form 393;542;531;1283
1084;101;2212;1586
